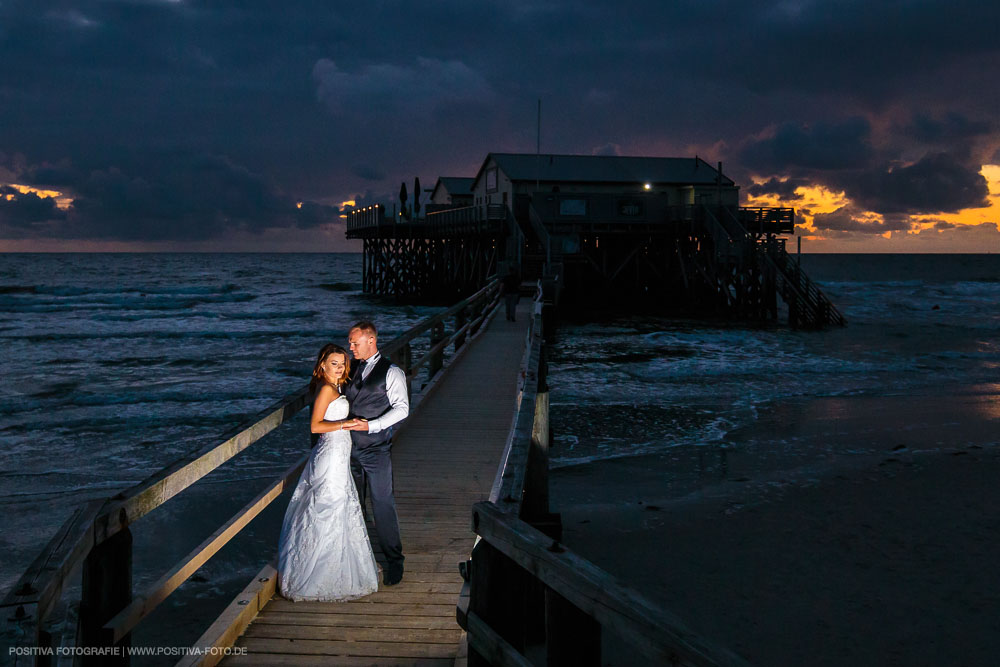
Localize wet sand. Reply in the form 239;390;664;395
551;394;1000;666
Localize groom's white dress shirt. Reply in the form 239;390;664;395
358;351;409;434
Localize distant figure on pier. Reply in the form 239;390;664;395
502;266;521;322
344;321;409;585
277;344;379;601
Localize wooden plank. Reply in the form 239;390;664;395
472;502;750;667
237;637;457;659
224;654;453;666
253;613;458;630
339;592;459;605
244;624;463;644
107;456;306;643
264;601;456;617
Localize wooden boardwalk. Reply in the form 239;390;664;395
219;302;530;666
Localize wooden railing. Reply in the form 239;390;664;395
760;243;846;328
346;205;504;239
345;204;387;232
717;207;845;328
0;279;502;667
737;207;795;235
457;277;750;666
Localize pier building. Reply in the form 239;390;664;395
429;177;474;210
348;153;844;328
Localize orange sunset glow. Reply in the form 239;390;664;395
745;163;1000;251
6;183;73;210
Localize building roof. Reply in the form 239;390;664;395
474;153;735;187
431;177;475;198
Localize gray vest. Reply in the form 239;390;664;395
344;356;394;448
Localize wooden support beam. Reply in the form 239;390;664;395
80;526;131;665
546;587;601;667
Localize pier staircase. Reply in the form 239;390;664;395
698;206;845;328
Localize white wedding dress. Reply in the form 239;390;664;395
277;395;379;601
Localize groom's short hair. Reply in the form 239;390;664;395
351;320;378;339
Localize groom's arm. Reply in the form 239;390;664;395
365;365;410;434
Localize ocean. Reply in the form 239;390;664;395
548;253;1000;471
2;252;999;658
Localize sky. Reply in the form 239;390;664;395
1;0;999;252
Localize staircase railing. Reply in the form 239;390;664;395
526;201;554;266
716;206;845;328
760;243;846;327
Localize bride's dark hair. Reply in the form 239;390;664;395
311;344;350;390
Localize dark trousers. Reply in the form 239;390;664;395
504;293;518;320
350;442;404;570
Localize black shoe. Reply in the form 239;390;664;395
383;567;403;586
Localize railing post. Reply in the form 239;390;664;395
545;587;601;666
428;321;445;382
80;526;132;666
390;342;413;400
455;306;468;352
469;294;486;336
522;344;558;535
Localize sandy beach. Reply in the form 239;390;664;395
551;393;1000;666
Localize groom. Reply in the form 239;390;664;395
343;321;408;585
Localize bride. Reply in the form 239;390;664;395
277;343;379;601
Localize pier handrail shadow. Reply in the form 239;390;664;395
458;277;751;667
0;279;502;667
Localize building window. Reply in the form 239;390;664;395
617;199;644;217
559;199;587;216
486;168;498;193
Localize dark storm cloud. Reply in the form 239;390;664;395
0;153;339;241
679;0;1000;103
811;206;914;235
836;152;990;216
738;108;993;218
352;165;386;182
900;112;993;144
739;118;874;172
746;177;811;199
0;185;67;225
1;0;998;245
24;159;82;187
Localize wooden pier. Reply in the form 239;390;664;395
3;276;750;667
347;153;845;328
207;291;532;665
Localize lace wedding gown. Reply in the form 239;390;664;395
277;395;379;601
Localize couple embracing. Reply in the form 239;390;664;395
276;321;408;601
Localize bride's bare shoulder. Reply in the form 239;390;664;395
315;383;337;400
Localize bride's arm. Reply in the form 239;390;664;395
310;385;356;433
